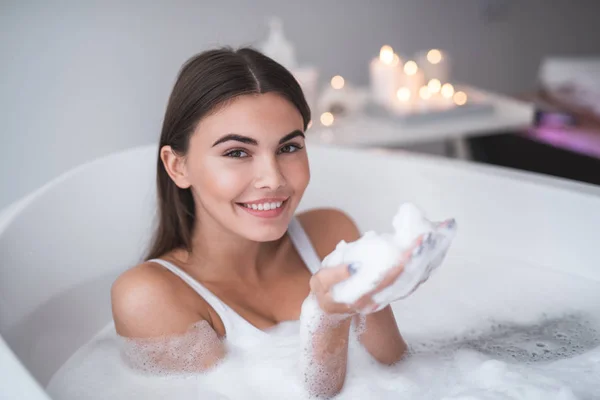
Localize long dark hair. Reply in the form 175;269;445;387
146;47;311;260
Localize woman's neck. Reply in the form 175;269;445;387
174;216;285;283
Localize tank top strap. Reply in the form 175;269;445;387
146;217;322;345
147;258;236;335
287;216;322;274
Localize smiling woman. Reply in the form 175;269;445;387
157;91;310;244
45;47;418;400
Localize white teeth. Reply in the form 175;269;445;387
244;201;286;211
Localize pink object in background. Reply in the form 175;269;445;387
526;126;600;159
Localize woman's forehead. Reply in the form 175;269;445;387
193;93;304;144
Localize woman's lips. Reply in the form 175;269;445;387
237;199;288;218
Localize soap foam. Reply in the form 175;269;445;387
409;314;600;364
47;254;600;400
323;203;457;307
45;203;599;400
118;320;224;376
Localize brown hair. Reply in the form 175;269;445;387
146;47;311;260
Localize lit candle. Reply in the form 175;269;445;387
415;85;432;111
331;75;345;90
416;49;450;83
453;91;468;106
320;112;335;126
441;83;455;99
391;86;413;114
425;79;451;109
396;87;411;103
427;79;441;94
437;83;455;108
370;45;403;107
419;85;431;100
403;60;425;99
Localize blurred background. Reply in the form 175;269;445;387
2;0;600;210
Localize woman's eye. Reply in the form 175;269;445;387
224;149;249;158
279;144;304;154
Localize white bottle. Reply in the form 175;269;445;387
259;17;297;71
258;17;319;116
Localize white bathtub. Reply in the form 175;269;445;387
1;144;599;399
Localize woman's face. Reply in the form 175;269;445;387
173;92;310;242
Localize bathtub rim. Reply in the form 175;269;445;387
1;144;600;235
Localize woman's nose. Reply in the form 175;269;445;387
254;156;286;190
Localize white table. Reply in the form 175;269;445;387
306;86;536;160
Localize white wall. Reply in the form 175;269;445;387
2;0;600;209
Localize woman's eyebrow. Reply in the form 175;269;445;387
211;130;305;147
278;130;305;144
212;134;257;147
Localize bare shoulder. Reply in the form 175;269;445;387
111;261;206;338
296;208;361;259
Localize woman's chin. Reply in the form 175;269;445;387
235;217;291;243
246;225;289;243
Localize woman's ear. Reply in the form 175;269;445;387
160;146;191;189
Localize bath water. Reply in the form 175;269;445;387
47;253;600;399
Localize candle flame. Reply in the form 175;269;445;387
404;60;418;75
331;75;345;90
453;91;467;106
396;87;411;102
379;45;395;65
320;112;335;126
427;49;443;64
427;79;441;93
441;83;455;98
419;86;431;100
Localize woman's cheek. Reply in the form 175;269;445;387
284;156;310;189
208;165;250;196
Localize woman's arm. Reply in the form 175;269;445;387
298;209;412;397
301;259;360;399
300;300;352;398
302;264;408;398
111;263;226;373
297;209;361;397
353;306;407;365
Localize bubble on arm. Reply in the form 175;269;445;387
118;320;226;376
299;293;352;397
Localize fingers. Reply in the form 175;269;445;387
314;263;353;290
439;218;456;229
352;292;371;311
354;233;428;311
314;231;437;315
372;235;424;292
351;293;381;314
407;234;427;257
314;228;449;316
310;264;358;316
324;293;354;315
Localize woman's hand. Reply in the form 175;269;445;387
309;235;426;317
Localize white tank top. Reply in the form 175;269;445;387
148;216;322;347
